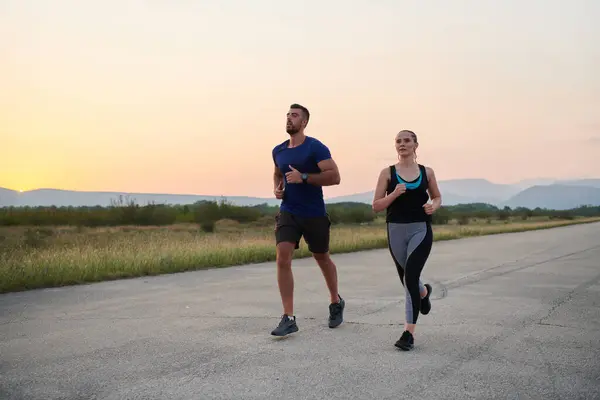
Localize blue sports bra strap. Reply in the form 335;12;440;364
396;166;422;190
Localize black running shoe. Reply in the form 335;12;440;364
328;295;345;328
271;314;298;336
420;283;433;315
395;330;414;351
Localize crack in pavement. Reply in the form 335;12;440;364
439;244;600;292
535;322;597;330
537;271;600;325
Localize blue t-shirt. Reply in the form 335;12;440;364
272;136;332;218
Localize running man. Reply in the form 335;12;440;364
270;103;345;336
372;129;442;350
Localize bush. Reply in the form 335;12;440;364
457;215;470;225
327;203;375;224
431;207;451;225
497;210;510;221
200;221;216;233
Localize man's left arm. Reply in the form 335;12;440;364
305;158;341;186
306;140;340;186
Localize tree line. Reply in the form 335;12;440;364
0;198;598;231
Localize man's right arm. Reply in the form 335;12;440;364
272;147;284;190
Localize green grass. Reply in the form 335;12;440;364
1;216;599;294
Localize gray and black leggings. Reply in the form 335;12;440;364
386;221;433;324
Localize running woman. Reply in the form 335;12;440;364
371;129;442;350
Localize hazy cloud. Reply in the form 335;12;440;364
586;136;600;145
585;122;600;130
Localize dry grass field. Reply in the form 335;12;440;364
1;216;599;294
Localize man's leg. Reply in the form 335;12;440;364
271;211;302;336
303;215;345;328
312;252;339;305
276;241;296;316
313;252;345;328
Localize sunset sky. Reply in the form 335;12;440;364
2;0;599;198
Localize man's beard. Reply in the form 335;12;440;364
286;124;299;135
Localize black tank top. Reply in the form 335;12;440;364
385;164;431;223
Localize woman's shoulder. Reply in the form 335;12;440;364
376;165;394;183
418;164;436;180
381;164;395;176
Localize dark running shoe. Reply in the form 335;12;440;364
395;330;414;351
328;295;345;328
421;283;433;315
271;314;298;336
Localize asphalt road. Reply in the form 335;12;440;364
1;222;600;400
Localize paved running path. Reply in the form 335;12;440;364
1;222;600;400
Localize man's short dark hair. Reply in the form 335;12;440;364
290;103;310;122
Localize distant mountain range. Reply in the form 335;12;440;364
1;178;600;210
0;188;281;208
327;178;600;210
